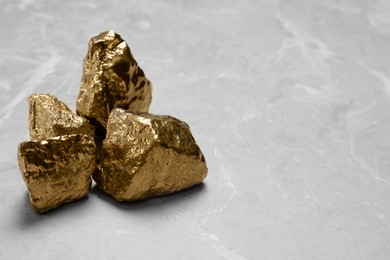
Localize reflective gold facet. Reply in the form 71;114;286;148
18;134;97;213
93;108;208;201
76;30;152;134
29;94;94;140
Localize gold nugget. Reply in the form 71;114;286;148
29;94;94;140
76;30;152;134
93;108;208;201
18;134;96;213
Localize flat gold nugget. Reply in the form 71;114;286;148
18;134;96;213
76;30;152;134
93;108;208;201
29;93;94;140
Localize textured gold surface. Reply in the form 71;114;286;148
29;94;94;140
93;108;207;201
18;134;96;213
76;30;152;134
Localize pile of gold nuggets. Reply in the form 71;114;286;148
17;30;208;213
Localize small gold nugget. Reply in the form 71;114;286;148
18;134;96;213
29;94;94;140
76;30;152;134
93;108;208;201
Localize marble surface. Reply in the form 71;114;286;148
1;0;390;259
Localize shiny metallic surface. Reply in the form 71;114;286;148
76;30;152;133
6;1;390;259
18;134;96;213
94;108;207;201
29;93;94;140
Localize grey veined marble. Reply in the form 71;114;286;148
1;0;390;259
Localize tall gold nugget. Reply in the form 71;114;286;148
18;135;96;213
76;30;152;134
94;109;207;201
29;94;94;140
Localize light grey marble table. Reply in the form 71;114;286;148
1;0;390;259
